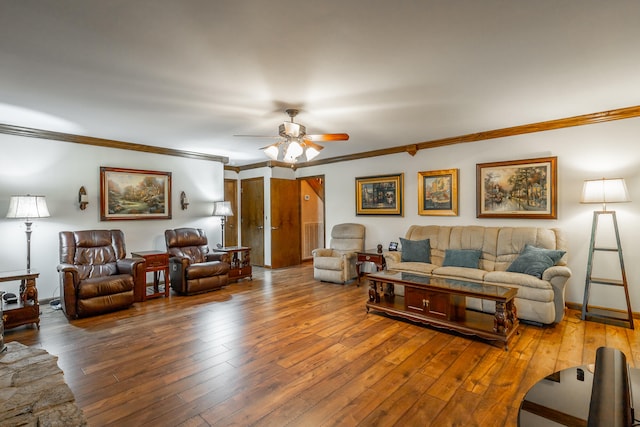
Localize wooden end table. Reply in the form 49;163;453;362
356;250;386;286
1;269;40;330
213;246;252;282
131;251;170;301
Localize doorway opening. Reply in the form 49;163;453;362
299;175;325;261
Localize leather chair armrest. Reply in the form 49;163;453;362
57;263;80;319
206;252;230;263
168;256;191;293
116;257;145;275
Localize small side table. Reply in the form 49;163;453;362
131;251;170;301
0;269;40;330
356;250;386;286
213;246;252;282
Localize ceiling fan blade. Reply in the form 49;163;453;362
234;134;281;139
302;140;324;151
304;133;349;142
259;142;281;150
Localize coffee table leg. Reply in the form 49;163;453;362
368;280;381;304
494;301;509;334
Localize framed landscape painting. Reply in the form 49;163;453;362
355;173;404;216
476;156;557;219
418;168;458;216
100;167;172;221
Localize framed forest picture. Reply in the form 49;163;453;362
476;156;557;219
100;167;172;221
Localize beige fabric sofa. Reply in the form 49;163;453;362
383;225;571;324
312;223;365;284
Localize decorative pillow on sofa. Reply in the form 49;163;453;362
506;244;566;279
399;238;430;263
442;249;482;268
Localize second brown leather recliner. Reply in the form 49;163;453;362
165;228;230;295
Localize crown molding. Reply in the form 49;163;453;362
0;123;229;164
2;105;639;171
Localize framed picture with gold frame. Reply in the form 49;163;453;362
355;173;404;216
100;166;172;221
476;156;557;219
418;169;459;216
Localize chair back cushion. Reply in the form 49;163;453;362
59;230;127;279
330;223;365;252
165;228;209;263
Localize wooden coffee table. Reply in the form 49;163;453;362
365;270;519;350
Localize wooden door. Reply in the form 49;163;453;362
224;179;238;247
271;178;301;268
241;177;264;266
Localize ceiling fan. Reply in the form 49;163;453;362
236;109;349;163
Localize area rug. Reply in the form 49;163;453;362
0;341;87;426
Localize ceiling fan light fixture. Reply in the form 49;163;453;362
305;146;322;161
263;144;280;160
245;109;348;163
284;140;303;163
280;122;305;138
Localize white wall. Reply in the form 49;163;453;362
0;134;224;301
8;115;637;314
298;117;640;312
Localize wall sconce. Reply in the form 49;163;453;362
78;186;88;210
180;191;189;210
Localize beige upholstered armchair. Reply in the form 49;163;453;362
312;223;365;284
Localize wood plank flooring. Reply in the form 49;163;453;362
5;262;639;426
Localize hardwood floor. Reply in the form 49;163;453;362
5;262;640;426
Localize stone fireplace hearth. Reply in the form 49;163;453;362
0;341;87;426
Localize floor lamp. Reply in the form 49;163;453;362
212;201;234;248
5;195;50;272
580;178;633;328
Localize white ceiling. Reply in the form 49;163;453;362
1;1;639;166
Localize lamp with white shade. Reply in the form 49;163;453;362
6;195;50;271
212;201;234;248
580;178;633;328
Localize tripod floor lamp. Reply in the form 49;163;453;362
213;201;234;248
6;195;50;272
580;177;633;329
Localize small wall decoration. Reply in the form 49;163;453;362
100;167;172;221
356;173;404;216
476;156;557;219
418;169;459;216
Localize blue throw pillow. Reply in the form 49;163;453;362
442;249;482;268
507;244;566;278
399;238;430;263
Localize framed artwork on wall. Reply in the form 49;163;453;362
476;156;557;219
355;173;404;216
418;168;459;216
100;166;172;221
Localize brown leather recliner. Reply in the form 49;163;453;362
57;229;145;319
165;228;230;295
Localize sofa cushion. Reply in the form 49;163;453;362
506;244;566;278
432;266;487;282
400;238;430;263
442;249;482;268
